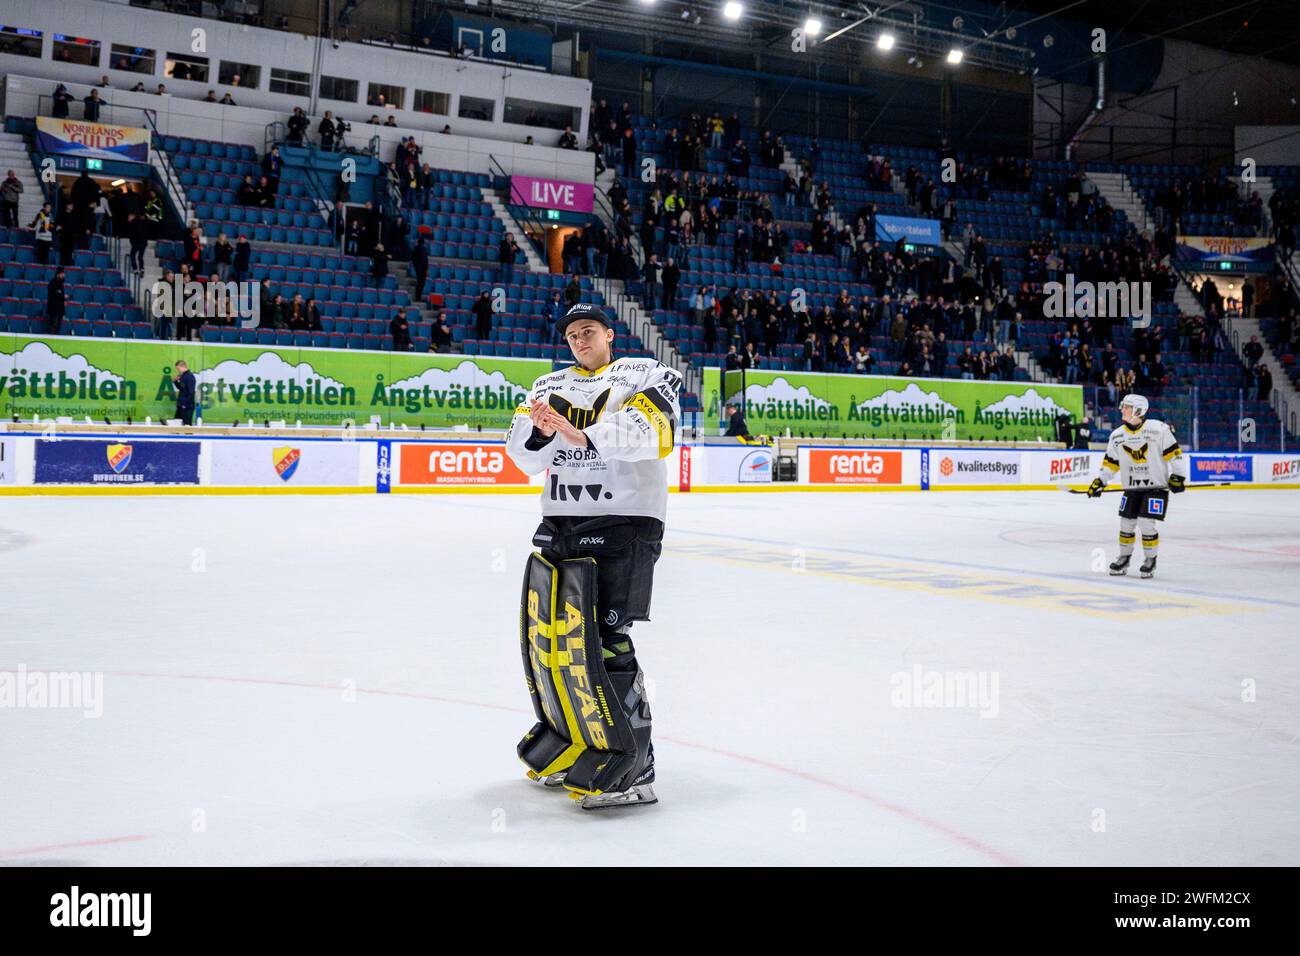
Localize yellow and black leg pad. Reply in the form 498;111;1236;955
550;557;643;797
517;552;643;795
518;552;583;779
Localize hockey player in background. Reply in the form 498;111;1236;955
505;302;682;810
1088;393;1188;578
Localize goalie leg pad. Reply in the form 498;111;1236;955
517;552;584;778
533;557;650;797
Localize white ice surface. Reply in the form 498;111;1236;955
1;489;1297;866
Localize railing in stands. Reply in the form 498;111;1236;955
263;121;345;252
263;121;286;160
1278;244;1300;290
105;233;144;308
487;154;549;268
134;108;190;226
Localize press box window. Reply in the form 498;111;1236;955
270;68;310;98
0;26;43;58
166;52;209;82
53;35;100;67
367;83;405;110
110;44;155;74
457;95;495;122
220;61;260;89
319;75;358;103
504;98;581;131
414;90;450;115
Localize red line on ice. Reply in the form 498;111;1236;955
20;668;1022;866
0;834;150;858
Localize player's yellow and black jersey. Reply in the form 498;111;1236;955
505;357;683;522
1097;417;1188;490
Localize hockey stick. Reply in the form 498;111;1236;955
1065;482;1233;495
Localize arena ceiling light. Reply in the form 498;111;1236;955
877;32;895;51
946;49;963;65
723;1;743;21
804;16;822;36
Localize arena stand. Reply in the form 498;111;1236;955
582;109;1295;449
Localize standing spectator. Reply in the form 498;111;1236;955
172;360;197;426
52;84;74;119
318;111;337;151
547;289;565;327
127;212;149;276
564;273;582;308
212;232;234;282
661;257;680;311
183;223;204;275
152;268;175;340
95;192;113;237
46;267;66;333
83;89;103;122
621;127;637;178
562;230;582;275
472;290;494;340
262;146;283;196
641;253;661;311
29;203;55;263
287;107;310;145
233;234;252;283
1242;335;1264;376
497;233;518;285
143;189;163;237
1256;363;1273;401
371;243;389;287
957;346;975;379
390;310;412;351
410;235;429;299
71;170;101;226
0;170;23;227
733;226;749;273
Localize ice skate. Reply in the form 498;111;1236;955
1108;554;1131;576
575;784;658;811
540;771;568;788
1140;555;1157;579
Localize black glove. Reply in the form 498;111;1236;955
1086;477;1106;498
1168;474;1185;494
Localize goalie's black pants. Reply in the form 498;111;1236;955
532;514;663;788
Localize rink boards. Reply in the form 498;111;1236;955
2;432;1298;492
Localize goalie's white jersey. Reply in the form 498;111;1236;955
505;357;683;522
1097;417;1189;489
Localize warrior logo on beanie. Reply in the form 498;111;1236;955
557;302;612;336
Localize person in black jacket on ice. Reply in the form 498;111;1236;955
172;360;197;426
